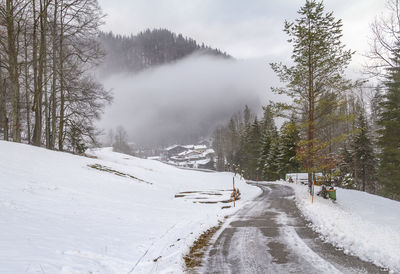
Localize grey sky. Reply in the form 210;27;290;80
98;0;386;64
97;0;388;146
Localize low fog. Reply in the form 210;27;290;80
99;55;282;147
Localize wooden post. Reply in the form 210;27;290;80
312;180;315;204
233;176;235;207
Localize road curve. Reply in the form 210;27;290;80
201;183;387;274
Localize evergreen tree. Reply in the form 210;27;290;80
235;136;247;174
257;105;277;180
370;86;384;140
98;29;231;76
352;112;376;192
265;130;280;181
213;126;226;171
339;145;356;189
260;105;275;132
242;118;261;180
377;46;400;199
243;105;251;128
271;0;355;185
258;130;273;180
278;118;301;178
226;117;239;163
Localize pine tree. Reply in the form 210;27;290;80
213;126;226;171
278;118;301;178
370;87;383;140
271;0;355;185
377;46;400;199
243;105;251;128
257;124;280;181
243;118;261;180
226;117;239;163
265;130;280;181
260;105;274;132
258;130;273;180
339;145;355;189
257;105;277;180
352;112;376;192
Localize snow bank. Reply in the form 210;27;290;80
276;181;400;273
0;141;260;273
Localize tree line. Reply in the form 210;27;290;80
213;0;400;200
98;28;231;76
0;0;111;153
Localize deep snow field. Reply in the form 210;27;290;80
271;181;400;274
0;141;260;273
2;140;399;274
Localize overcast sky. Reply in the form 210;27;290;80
98;0;386;65
97;0;388;146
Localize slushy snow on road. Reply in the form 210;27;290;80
275;181;400;273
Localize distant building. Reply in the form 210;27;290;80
159;143;215;170
285;173;323;184
161;145;189;161
198;140;210;147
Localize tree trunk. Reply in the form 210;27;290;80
307;19;315;188
50;0;58;150
6;0;21;142
44;58;50;148
41;0;50;148
58;0;64;151
362;166;366;192
32;0;40;145
32;0;47;146
44;67;50;148
24;29;31;143
0;75;9;141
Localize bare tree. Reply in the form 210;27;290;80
0;58;8;140
0;0;28;142
50;0;57;149
0;0;110;153
56;0;106;151
113;126;132;155
366;0;400;77
32;0;50;146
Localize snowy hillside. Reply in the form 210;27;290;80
274;181;400;273
0;141;260;273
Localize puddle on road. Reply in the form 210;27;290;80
268;241;290;264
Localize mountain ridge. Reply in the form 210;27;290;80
98;28;231;76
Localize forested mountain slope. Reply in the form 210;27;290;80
98;29;231;76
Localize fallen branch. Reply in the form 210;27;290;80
88;164;152;185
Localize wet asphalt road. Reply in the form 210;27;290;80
201;183;387;274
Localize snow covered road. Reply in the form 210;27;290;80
202;183;386;274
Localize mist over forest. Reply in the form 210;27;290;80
97;29;230;76
97;29;279;147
